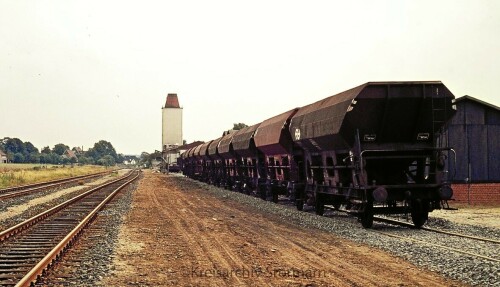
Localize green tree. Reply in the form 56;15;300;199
3;138;25;155
50;153;62;164
78;156;93;165
0;138;41;163
28;153;40;163
116;153;125;164
97;155;115;166
39;153;51;164
69;157;78;164
41;146;51;154
232;123;248;130
86;140;118;162
62;157;71;165
139;151;156;168
13;153;25;163
24;142;38;154
53;143;69;156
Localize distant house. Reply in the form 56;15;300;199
123;155;138;165
0;150;7;163
62;149;78;162
123;159;136;165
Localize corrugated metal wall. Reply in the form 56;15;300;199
441;98;500;183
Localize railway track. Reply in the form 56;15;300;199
319;204;500;263
0;170;139;286
320;203;498;241
372;215;500;244
0;171;112;201
248;193;499;252
374;228;499;263
368;216;499;263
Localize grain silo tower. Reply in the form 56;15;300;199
161;94;183;169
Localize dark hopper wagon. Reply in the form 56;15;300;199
180;81;456;228
289;82;456;227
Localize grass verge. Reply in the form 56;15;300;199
0;164;112;189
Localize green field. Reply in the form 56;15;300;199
0;163;111;189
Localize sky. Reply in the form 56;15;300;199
1;1;499;155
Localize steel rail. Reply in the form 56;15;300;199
0;170;132;242
372;216;500;244
323;205;500;245
15;171;139;287
325;205;498;263
0;170;112;194
374;229;500;263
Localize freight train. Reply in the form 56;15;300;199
179;81;457;228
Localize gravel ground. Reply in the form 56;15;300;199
102;172;465;287
182;177;499;287
426;216;500;240
386;212;500;241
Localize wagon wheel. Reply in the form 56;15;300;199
259;187;266;200
272;191;279;203
315;196;325;216
295;199;304;211
360;202;373;228
332;201;341;211
294;188;304;211
411;199;429;228
243;183;251;195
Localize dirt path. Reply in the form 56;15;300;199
103;171;465;287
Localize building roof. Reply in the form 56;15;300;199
164;93;180;108
0;149;6;157
63;149;78;159
456;95;500;111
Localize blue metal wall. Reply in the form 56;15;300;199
441;97;500;183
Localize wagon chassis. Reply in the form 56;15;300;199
307;147;456;228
